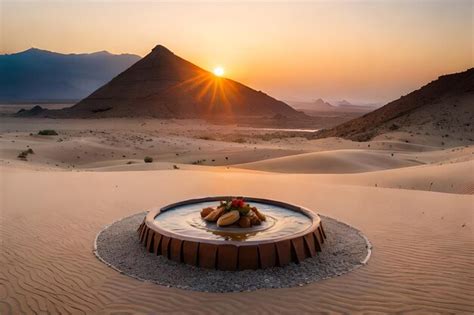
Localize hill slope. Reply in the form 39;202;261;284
0;48;140;102
315;68;474;141
36;45;301;119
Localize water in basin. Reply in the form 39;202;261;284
152;201;313;241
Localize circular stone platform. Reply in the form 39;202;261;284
137;197;327;270
94;211;371;292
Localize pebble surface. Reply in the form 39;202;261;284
95;212;371;293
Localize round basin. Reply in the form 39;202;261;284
138;196;326;270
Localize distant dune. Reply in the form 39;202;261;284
235;149;423;174
0;48;140;102
315;68;474;142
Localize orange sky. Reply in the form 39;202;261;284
1;1;472;104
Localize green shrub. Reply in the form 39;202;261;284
38;129;58;136
144;156;153;163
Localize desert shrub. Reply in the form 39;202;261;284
389;124;400;131
18;148;34;160
144;156;153;163
198;135;215;141
38;129;58;136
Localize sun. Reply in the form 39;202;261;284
213;66;224;77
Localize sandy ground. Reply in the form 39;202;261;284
1;116;473;313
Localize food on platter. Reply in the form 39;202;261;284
200;198;266;228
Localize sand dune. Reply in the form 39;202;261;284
235;149;423;173
1;167;473;313
291;159;473;195
1;115;473;313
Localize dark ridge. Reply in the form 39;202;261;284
313;68;474;141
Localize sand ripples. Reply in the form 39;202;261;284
1;169;473;313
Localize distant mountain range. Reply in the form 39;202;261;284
18;45;303;119
0;48;140;102
315;68;474;141
288;98;376;113
288;98;336;111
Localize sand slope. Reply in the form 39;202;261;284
235;149;423;173
1;116;473;313
334;159;474;194
1;167;473;314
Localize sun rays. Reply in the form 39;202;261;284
171;70;241;116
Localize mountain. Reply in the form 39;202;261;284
0;48;140;102
20;45;301;119
288;98;336;111
337;99;353;106
314;68;474;141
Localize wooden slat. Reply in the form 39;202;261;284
313;231;323;252
153;233;162;255
320;222;327;239
238;246;259;270
161;236;171;258
291;237;306;263
303;233;317;257
258;243;277;268
217;245;238;271
146;230;155;252
182;241;199;266
198;243;217;269
169;239;183;262
275;240;291;266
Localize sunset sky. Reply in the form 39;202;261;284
2;1;472;104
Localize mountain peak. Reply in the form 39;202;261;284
151;45;174;55
65;45;301;119
22;47;54;55
90;50;111;56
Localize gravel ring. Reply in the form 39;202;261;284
94;212;372;293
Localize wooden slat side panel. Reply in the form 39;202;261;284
291;237;306;263
238;246;259;270
276;240;291;267
258;243;277;269
153;233;162;255
146;230;155;252
161;236;171;258
217;245;238;271
313;231;323;252
183;241;199;266
170;239;183;262
199;243;217;269
320;222;327;239
303;233;317;257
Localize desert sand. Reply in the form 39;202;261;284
1;115;473;313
